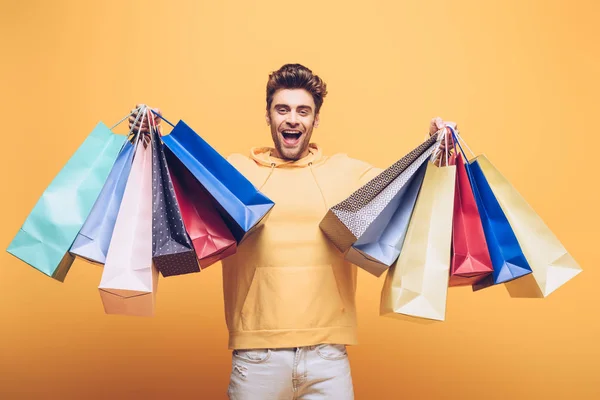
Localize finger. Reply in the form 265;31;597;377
435;117;445;131
429;117;441;135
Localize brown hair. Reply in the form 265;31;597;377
266;63;328;114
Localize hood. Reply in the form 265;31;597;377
250;143;324;168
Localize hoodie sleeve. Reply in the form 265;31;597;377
357;164;384;187
226;153;255;172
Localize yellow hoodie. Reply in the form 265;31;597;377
223;144;382;350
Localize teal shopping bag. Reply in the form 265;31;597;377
6;110;138;281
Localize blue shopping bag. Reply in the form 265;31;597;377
158;115;274;243
69;140;135;265
449;129;532;286
7;114;132;281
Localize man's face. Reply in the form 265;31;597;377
266;88;320;160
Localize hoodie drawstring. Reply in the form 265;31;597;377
259;163;276;190
308;162;329;212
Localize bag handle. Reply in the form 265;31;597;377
447;125;479;190
148;105;160;145
131;107;150;153
430;127;454;166
111;105;143;131
110;105;146;153
150;109;175;129
449;126;476;160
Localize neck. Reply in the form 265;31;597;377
271;147;310;161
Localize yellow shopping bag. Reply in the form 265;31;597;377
475;156;582;297
380;155;456;322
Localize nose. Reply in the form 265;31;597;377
286;111;299;126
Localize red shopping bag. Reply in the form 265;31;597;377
449;153;494;286
166;149;237;269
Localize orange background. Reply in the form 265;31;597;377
1;0;599;399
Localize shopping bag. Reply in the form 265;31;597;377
99;125;157;317
449;153;494;286
447;130;532;289
158;115;274;243
166;148;237;269
151;127;200;277
380;154;456;321
320;135;438;253
345;160;427;277
475;155;582;297
69;140;135;265
7;114;131;281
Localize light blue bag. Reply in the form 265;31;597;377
69;140;135;265
6;110;136;281
345;161;427;277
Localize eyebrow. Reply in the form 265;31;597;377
273;104;313;111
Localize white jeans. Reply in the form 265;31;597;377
227;344;354;399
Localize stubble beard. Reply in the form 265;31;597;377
271;125;313;161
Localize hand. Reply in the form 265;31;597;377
128;104;162;134
429;117;457;167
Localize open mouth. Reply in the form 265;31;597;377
281;130;302;146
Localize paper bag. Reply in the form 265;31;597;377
320;135;437;253
380;161;456;321
449;154;494;286
476;155;582;297
151;128;199;277
7;122;126;281
345;161;427;277
160;118;274;243
166;148;237;269
468;158;532;287
99;134;158;317
70;141;135;265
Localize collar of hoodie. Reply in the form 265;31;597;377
253;144;329;211
250;143;324;169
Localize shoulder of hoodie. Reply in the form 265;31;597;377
226;153;255;170
225;152;383;177
322;153;383;176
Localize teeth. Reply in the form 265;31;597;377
282;130;301;134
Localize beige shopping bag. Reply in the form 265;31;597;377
380;159;456;321
475;155;582;298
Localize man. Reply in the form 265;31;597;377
130;63;452;399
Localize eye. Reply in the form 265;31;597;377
277;108;287;114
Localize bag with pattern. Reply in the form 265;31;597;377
320;135;438;253
151;126;200;277
344;158;428;277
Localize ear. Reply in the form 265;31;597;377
314;113;320;128
265;110;271;126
